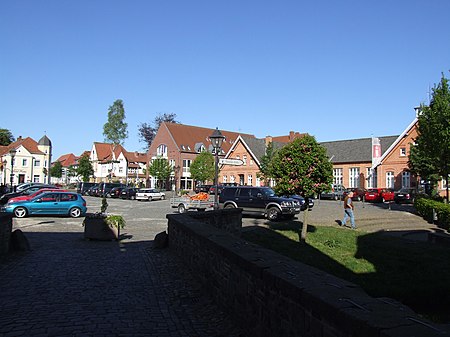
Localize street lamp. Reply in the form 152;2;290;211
9;148;17;191
209;128;225;210
2;160;7;186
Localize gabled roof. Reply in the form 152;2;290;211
54;153;78;167
93;142;126;162
163;122;255;154
0;137;45;157
320;136;398;164
125;151;147;163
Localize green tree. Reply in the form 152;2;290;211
190;151;215;184
138;112;179;150
148;157;172;189
103;99;128;145
50;161;63;178
77;155;94;182
0;128;14;146
409;74;450;202
257;141;276;185
271;135;333;241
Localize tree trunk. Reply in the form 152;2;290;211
300;210;308;242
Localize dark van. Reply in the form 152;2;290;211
97;182;126;197
76;182;97;195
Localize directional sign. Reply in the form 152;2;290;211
219;158;244;166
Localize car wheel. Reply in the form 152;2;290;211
356;196;361;201
178;204;186;213
69;207;82;218
14;207;28;218
161;195;165;200
334;195;339;201
131;195;135;200
148;196;153;201
224;204;235;209
382;197;385;203
267;207;281;221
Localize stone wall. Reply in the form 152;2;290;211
166;212;449;337
183;208;242;236
0;213;13;257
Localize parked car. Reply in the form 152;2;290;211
1;191;87;218
15;182;51;193
136;188;166;201
209;185;224;195
7;188;67;204
343;188;367;201
219;186;301;221
0;184;57;205
288;195;315;211
109;186;125;198
364;188;395;203
87;185;99;197
194;184;213;194
97;182;126;198
320;184;346;200
120;187;138;200
394;188;418;204
76;182;97;195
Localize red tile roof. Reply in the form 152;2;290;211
54;153;78;167
0;137;44;157
93;142;127;163
163;123;255;153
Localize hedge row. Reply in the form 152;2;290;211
415;198;450;231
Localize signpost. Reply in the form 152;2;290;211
219;158;244;166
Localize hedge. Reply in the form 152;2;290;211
415;198;450;231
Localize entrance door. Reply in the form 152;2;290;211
18;174;25;184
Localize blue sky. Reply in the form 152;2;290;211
1;0;449;160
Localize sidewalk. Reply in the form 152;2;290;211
0;231;243;337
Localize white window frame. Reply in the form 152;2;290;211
333;168;343;185
349;168;360;188
386;171;395;189
223;175;227;184
157;144;168;157
243;155;247;166
402;171;410;188
400;148;407;157
182;159;191;175
366;167;377;188
247;174;252;186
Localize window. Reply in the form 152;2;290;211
157;145;168;157
402;171;410;188
386;171;395;189
243;155;247;165
182;159;191;175
442;176;449;189
366;168;377;188
223;175;227;183
22;159;27;166
230;175;235;183
256;177;261;186
248;174;252;186
34;159;40;167
349;168;360;188
400;148;407;157
33;175;40;183
333;168;343;185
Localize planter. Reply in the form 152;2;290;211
83;216;119;241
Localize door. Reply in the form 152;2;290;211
29;192;60;215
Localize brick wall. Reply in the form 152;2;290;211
0;213;13;257
166;211;449;337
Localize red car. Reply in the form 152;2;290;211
364;188;395;203
7;188;64;204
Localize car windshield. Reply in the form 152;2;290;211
367;189;378;193
262;188;276;197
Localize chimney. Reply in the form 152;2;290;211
289;131;295;141
265;136;273;146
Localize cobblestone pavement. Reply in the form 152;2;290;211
0;196;442;336
0;197;244;337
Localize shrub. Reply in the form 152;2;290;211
415;198;450;231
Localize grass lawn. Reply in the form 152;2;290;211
241;222;450;323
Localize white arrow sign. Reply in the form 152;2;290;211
219;158;244;166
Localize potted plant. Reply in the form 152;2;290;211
83;197;126;241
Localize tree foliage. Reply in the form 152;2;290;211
409;74;450;202
77;155;94;182
50;161;63;178
138;113;179;150
148;157;173;188
258;141;276;185
103;99;128;145
190;151;215;184
270;135;333;241
0;128;14;146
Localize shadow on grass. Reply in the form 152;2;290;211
242;222;450;323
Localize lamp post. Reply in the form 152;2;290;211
209;128;225;210
9;148;17;191
2;160;7;186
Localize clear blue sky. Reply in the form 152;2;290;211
1;0;449;161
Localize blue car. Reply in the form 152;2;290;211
1;191;87;218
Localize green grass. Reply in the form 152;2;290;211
241;223;450;323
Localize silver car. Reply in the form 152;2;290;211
135;188;166;201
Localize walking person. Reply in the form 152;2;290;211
342;191;357;229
